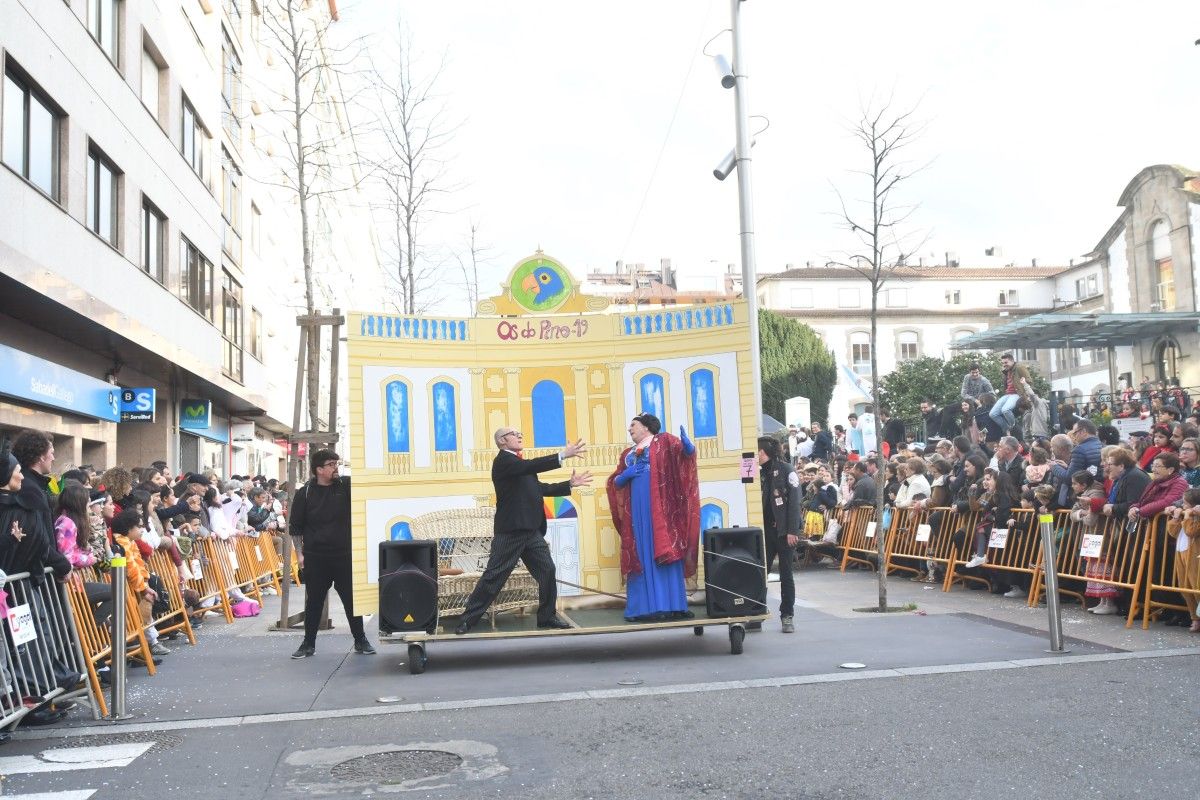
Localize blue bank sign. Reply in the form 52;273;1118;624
0;343;120;422
119;388;157;422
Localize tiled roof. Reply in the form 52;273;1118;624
759;266;1069;282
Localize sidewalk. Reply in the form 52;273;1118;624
44;565;1200;731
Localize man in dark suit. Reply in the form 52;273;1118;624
454;427;591;635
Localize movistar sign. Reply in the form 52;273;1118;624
179;399;212;430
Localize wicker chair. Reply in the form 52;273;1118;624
408;506;539;627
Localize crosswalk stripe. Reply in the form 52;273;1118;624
0;742;154;775
1;791;97;799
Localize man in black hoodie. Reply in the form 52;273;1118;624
288;448;374;659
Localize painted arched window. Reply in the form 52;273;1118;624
639;373;666;425
531;380;567;448
689;369;717;438
389;520;412;541
384;380;410;453
431;381;458;452
700;502;724;531
1150;220;1175;310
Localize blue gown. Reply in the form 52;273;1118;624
616;439;694;621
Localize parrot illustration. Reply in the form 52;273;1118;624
521;266;565;304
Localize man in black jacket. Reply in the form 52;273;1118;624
758;437;802;633
289;448;373;659
810;422;833;462
455;428;591;635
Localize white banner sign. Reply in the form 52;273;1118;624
1112;416;1152;438
915;523;932;543
7;604;37;645
228;552;239;572
191;558;203;582
988;528;1010;550
1080;533;1104;559
865;521;876;539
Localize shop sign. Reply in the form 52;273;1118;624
0;343;120;422
231;422;255;443
119;388;156;422
180;400;212;430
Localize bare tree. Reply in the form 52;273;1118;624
831;97;930;613
256;0;367;430
364;29;458;314
454;217;491;316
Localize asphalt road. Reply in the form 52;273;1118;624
4;654;1197;799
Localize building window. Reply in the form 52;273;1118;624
222;30;242;142
639;373;667;426
850;332;871;376
221;270;243;382
1151;221;1174;310
1017;348;1037;362
431;381;458;452
2;67;61;200
221;148;242;263
1075;274;1100;300
531;380;567;448
689;368;718;438
88;0;121;65
945;290;961;305
951;328;974;341
179;236;214;319
897;330;919;361
181;95;209;183
837;288;860;308
384;380;410;453
86;144;121;247
886;288;908;308
248;307;262;360
140;45;164;123
997;289;1018;307
789;288;813;309
250;202;261;255
700;502;724;532
141;197;165;281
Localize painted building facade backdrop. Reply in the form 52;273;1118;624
348;253;764;614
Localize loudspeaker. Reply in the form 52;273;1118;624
378;541;439;634
703;526;767;618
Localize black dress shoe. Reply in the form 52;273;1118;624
537;617;572;630
22;707;68;726
291;643;316;659
353;639;376;655
454;619;476;636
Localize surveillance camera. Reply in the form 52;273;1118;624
713;54;735;89
713;149;737;181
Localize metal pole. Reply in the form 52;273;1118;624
731;0;762;434
1037;514;1068;654
108;556;131;719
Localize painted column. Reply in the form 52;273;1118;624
504;367;521;429
572;364;590;442
606;362;625;441
468;367;486;458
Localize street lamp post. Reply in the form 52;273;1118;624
729;0;762;433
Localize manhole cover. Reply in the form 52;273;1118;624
53;731;183;755
331;750;463;784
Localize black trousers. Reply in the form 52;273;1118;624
764;534;795;617
461;529;558;625
302;552;365;644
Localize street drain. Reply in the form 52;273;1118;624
330;750;463;784
52;731;183;755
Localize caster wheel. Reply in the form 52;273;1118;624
693;626;704;636
407;643;427;675
729;625;744;655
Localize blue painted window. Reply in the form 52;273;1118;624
385;380;410;453
689;369;717;437
701;503;724;531
432;381;458;451
531;380;567;447
390;521;412;541
640;373;665;425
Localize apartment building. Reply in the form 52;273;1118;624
0;0;379;477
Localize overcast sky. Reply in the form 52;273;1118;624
337;1;1200;313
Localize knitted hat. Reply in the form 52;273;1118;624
0;449;18;487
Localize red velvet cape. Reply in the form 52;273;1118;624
605;433;700;578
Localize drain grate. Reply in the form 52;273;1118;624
330;750;463;784
52;731;183;755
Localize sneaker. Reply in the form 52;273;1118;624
1003;587;1026;599
1092;602;1119;616
780;616;795;634
261;587;278;596
150;642;171;656
291;643;316;659
924;572;939;583
353;639;377;655
965;555;987;569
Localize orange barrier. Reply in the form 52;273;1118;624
187;538;235;623
882;506;931;578
943;508;1041;592
836;506;878;571
1141;515;1200;629
146;550;197;646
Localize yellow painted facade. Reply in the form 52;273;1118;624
347;255;764;614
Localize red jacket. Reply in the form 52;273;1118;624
1133;473;1188;518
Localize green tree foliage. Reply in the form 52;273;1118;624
758;310;837;425
878;351;1050;425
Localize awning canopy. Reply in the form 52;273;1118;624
949;311;1200;351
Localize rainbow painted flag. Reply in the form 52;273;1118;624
544;496;577;519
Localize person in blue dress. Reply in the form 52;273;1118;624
607;413;700;622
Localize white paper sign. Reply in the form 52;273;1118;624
7;604;37;645
228;552;239;572
915;524;932;543
1080;533;1104;559
988;528;1010;550
191;559;203;581
254;546;263;561
865;521;877;539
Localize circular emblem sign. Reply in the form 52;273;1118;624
510;257;573;313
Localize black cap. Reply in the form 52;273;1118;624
632;413;661;435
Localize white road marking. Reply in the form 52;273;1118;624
2;791;98;799
0;742;154;775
